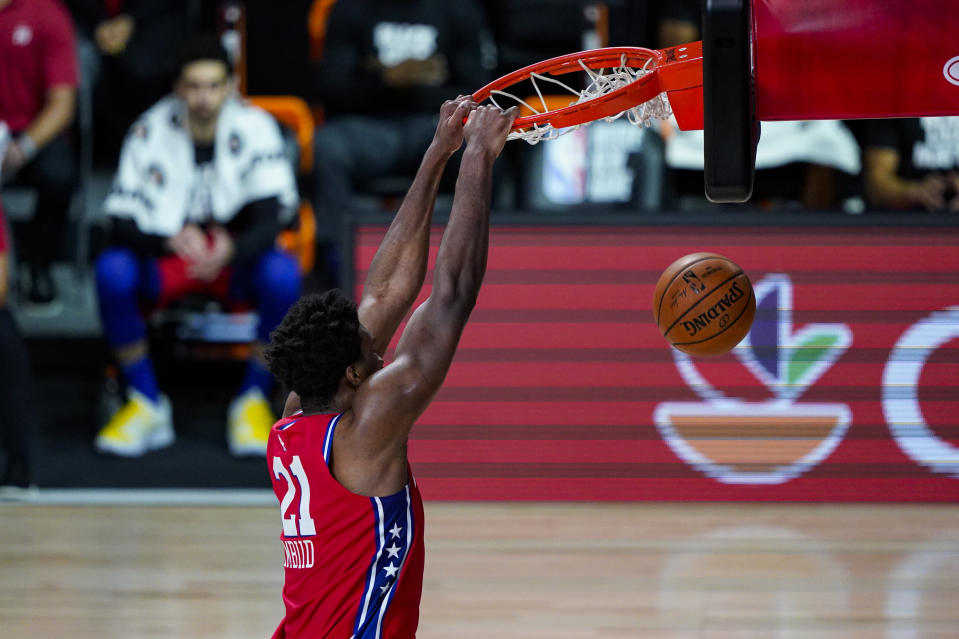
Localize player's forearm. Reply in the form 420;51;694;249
866;173;921;209
364;144;451;303
431;147;494;309
22;86;75;151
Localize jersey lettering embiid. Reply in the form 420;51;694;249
268;412;425;639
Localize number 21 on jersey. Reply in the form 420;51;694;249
273;455;316;537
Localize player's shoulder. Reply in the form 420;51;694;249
230;98;281;131
273;410;304;431
270;412;343;454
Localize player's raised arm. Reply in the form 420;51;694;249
357;97;476;356
349;106;517;473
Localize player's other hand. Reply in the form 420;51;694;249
167;223;209;264
382;55;449;88
431;96;476;157
2;140;29;176
907;173;950;211
463;105;518;159
945;171;959;212
188;225;234;282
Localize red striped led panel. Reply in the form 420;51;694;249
353;225;959;501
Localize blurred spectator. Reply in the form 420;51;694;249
484;0;590;78
602;0;701;49
311;0;489;272
484;0;700;70
654;0;700;48
0;196;39;499
94;36;300;458
0;0;78;310
243;0;314;98
64;0;191;161
862;117;959;212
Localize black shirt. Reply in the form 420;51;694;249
319;0;488;118
863;117;959;180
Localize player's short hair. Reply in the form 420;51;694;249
265;290;363;404
174;34;232;79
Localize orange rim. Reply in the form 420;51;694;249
472;44;703;131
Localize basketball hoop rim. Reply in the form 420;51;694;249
472;46;668;131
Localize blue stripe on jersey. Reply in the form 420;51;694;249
322;413;343;464
372;486;414;638
276;418;300;432
352;486;414;639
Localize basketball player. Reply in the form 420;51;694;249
263;97;517;638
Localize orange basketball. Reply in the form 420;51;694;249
652;253;756;357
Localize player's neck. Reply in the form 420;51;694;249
189;118;218;145
301;391;352;417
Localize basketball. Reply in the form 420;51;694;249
652;253;756;357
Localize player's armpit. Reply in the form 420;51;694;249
350;295;470;455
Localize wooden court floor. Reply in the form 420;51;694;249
1;501;958;638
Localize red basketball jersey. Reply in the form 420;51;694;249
267;412;425;639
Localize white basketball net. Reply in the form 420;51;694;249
486;54;673;145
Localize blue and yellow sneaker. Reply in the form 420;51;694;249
227;387;274;456
95;390;174;457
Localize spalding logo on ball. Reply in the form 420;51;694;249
653;253;756;357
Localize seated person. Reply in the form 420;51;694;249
95;36;300;457
312;0;488;241
862;117;959;212
484;0;588;77
0;0;78;309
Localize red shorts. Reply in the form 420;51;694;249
153;254;235;309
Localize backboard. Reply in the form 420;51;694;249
703;0;959;203
702;0;756;203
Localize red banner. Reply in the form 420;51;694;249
353;224;959;501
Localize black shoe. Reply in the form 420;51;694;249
23;265;62;317
28;265;56;304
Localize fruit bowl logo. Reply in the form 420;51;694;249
654;274;852;484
